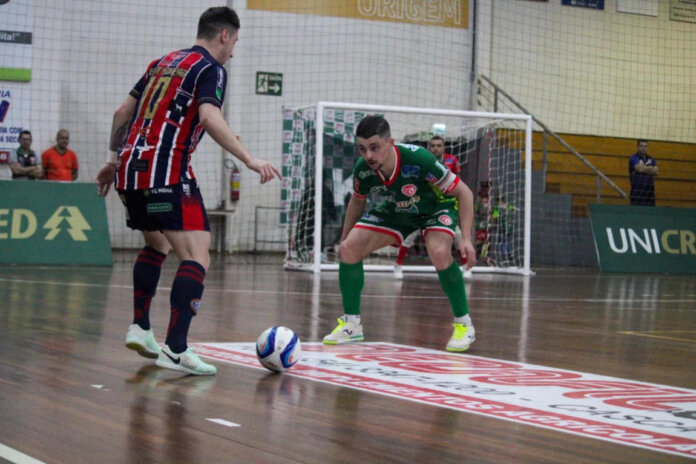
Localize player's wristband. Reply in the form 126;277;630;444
106;151;121;168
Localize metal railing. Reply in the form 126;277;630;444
478;75;626;203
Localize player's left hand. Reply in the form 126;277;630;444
247;158;282;184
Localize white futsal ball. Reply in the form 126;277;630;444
255;326;302;372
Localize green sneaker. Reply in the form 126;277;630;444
322;316;364;345
125;324;161;359
446;323;475;352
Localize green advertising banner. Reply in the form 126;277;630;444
0;180;112;265
589;204;696;274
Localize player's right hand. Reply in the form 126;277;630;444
247;158;282;184
95;163;117;197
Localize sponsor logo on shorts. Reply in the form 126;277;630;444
147;202;173;213
194;342;696;460
191;299;200;314
401;165;420;178
401;184;417;197
439;215;453;225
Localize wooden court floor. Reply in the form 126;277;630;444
0;252;694;463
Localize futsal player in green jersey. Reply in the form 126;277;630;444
323;116;477;352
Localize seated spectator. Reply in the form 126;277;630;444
10;129;43;180
42;129;79;181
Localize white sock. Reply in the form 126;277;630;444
454;314;472;327
345;314;361;324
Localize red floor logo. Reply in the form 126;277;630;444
194;342;696;459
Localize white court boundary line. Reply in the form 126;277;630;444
0;443;45;464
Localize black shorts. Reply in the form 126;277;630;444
118;180;210;232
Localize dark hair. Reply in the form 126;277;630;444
197;7;240;40
637;139;648;145
19;130;32;138
356;116;390;139
430;135;445;143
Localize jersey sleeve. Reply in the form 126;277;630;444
129;58;159;100
197;64;227;108
423;149;459;195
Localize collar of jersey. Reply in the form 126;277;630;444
191;45;215;62
378;145;401;186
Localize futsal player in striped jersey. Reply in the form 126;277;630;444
96;7;281;375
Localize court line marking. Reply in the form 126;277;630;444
206;418;241;428
1;277;695;304
619;331;696;343
0;442;45;464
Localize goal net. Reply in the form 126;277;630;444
282;102;532;275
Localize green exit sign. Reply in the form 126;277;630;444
255;72;283;96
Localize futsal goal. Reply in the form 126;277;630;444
281;102;533;276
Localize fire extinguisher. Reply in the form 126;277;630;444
230;163;240;202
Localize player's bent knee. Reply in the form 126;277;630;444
338;244;361;264
428;250;453;270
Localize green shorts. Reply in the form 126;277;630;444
355;206;458;246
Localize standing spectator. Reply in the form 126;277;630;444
428;135;461;176
95;6;280;376
10;130;42;180
41;129;79;181
628;139;658;206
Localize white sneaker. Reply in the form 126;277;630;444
446;323;476;352
156;344;217;376
323;316;364;345
125;324;161;359
393;265;403;280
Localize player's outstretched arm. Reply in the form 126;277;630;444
199;103;281;184
451;182;476;269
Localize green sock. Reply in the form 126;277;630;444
339;261;364;315
437;260;469;318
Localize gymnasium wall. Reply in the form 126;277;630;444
476;0;694;142
1;0;692;251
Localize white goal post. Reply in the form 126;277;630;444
281;101;533;276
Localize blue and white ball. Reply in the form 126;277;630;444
255;326;302;372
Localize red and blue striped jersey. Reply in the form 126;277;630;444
115;46;226;190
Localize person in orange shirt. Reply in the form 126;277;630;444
41;129;79;181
